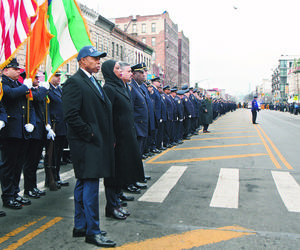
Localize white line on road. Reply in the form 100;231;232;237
138;166;187;203
272;171;300;212
210;168;239;209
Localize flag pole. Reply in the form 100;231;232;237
26;26;31;124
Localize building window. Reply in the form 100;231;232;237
116;44;119;56
124;24;127;31
66;63;70;73
142;37;146;44
151;23;156;32
95;34;99;50
152;52;156;61
142;23;146;33
120;46;123;61
133;24;137;33
151;37;156;46
112;42;115;58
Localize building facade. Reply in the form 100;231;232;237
113;11;190;88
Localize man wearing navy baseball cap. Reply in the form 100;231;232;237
62;45;116;247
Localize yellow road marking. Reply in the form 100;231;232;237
253;124;282;169
0;217;46;244
146;148;172;164
174;143;262;151
191;136;258;141
199;131;256;135
257;125;293;170
3;217;63;250
107;225;255;249
148;153;267;164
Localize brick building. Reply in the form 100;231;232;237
113;11;190;88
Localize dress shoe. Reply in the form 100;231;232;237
24;190;40;199
73;227;107;237
57;180;69;186
119;199;127;207
123;185;141;194
135;182;147;189
158;146;167;150
15;196;31;205
150;148;161;154
118;206;130;216
145;152;154;157
144;175;151;180
119;193;134;201
85;234;116;247
142;154;148;159
0;211;6;217
3;200;22;209
253;122;259;124
166;144;173;148
33;188;46;196
203;130;211;133
105;207;127;220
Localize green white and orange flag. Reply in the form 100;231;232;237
45;0;93;81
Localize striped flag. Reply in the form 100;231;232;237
45;0;93;81
0;0;38;68
25;0;53;79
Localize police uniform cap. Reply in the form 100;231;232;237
163;85;170;90
171;88;177;92
131;63;144;72
193;88;198;93
254;95;258;98
184;89;189;93
54;70;62;76
189;86;194;90
181;84;188;90
4;58;21;69
151;76;160;82
172;85;178;90
77;45;107;61
177;90;185;95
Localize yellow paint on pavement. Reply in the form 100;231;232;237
191;136;258;141
201;131;256;135
146;148;172;164
253;125;282;169
149;153;267;164
257;125;293;170
3;217;63;250
107;225;255;250
0;216;46;244
174;143;262;151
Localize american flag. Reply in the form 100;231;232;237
0;0;38;68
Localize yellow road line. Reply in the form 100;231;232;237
191;136;258;141
257;125;293;170
148;153;267;164
3;217;63;250
108;225;255;249
146;148;172;164
200;131;256;135
253;125;282;169
174;143;262;151
0;217;46;244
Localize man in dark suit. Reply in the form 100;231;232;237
62;46;116;247
0;58;35;209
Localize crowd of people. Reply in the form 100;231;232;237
0;46;237;247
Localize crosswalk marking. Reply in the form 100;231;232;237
138;166;187;203
272;171;300;212
210;168;239;209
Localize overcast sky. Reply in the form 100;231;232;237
78;0;300;96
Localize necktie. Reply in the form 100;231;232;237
90;76;103;98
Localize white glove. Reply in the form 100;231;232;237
45;124;51;132
39;81;50;89
25;123;34;132
179;119;183;122
159;119;163;123
188;115;192;118
47;129;56;140
0;120;5;130
23;78;32;89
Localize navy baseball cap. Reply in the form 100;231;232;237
77;46;107;61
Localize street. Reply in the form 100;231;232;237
1;108;300;249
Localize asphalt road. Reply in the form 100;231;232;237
1;108;300;250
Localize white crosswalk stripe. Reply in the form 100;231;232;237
210;168;239;209
272;171;300;212
138;166;187;203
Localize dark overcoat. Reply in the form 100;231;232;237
200;98;213;125
102;60;144;186
62;69;115;179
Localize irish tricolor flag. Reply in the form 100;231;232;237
45;0;92;81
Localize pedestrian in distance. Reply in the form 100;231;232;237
251;95;260;124
62;45;116;248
